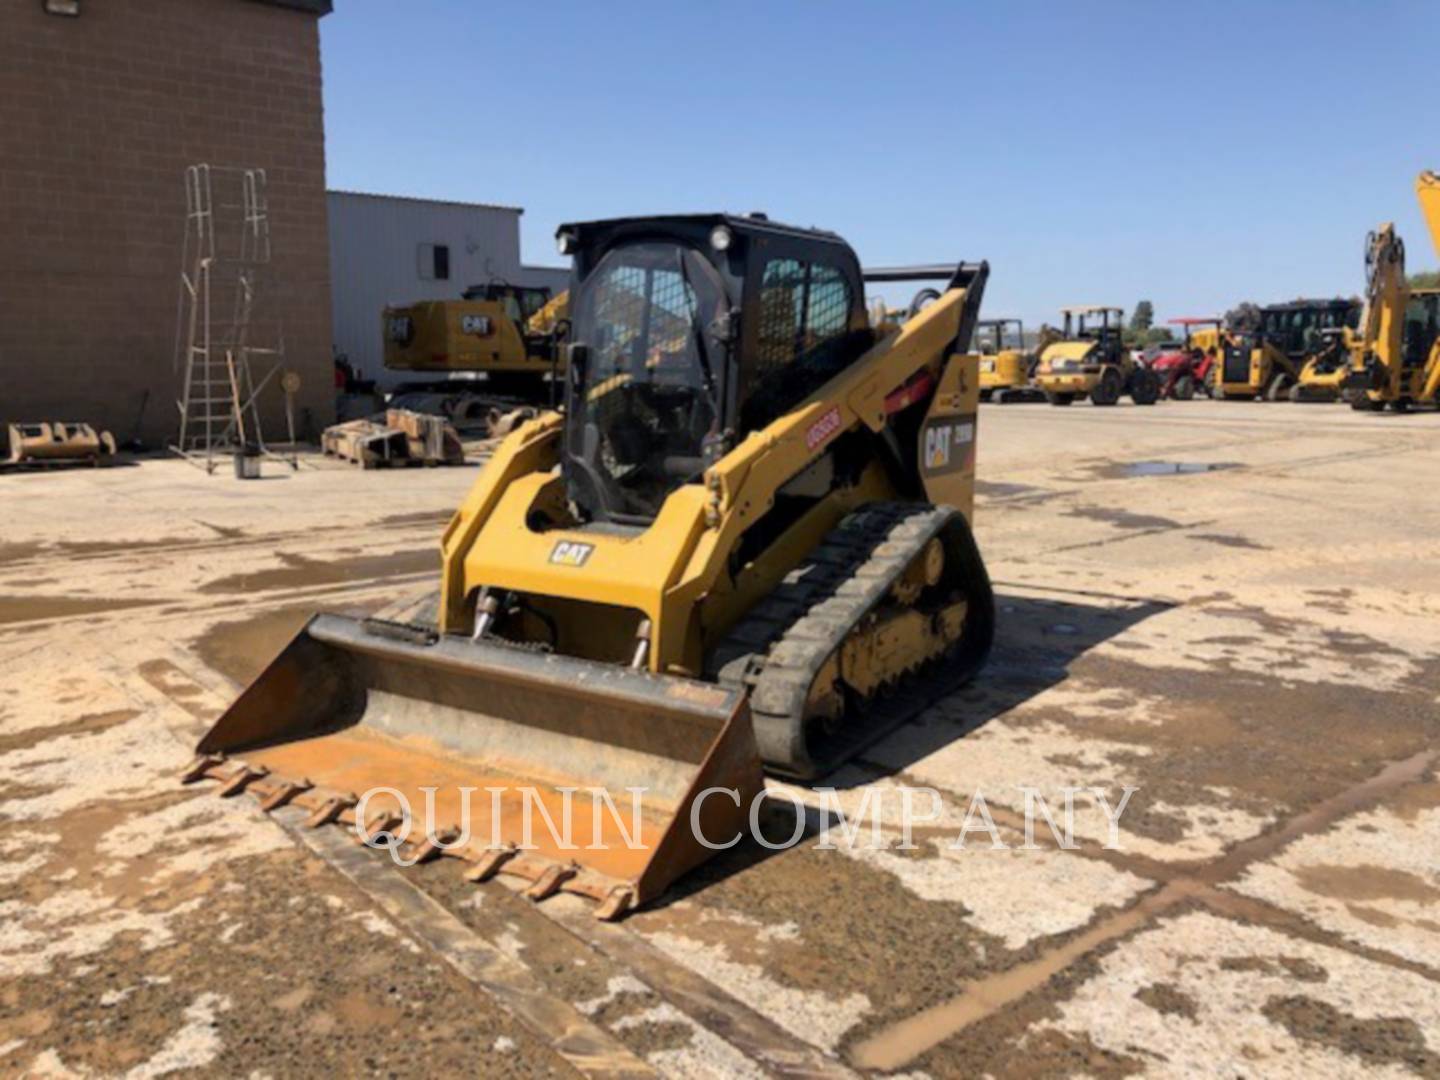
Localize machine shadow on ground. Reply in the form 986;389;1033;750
651;588;1175;908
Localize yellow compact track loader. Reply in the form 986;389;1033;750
1344;214;1440;412
1034;306;1159;406
976;318;1044;403
1214;299;1357;401
188;214;996;918
383;283;568;422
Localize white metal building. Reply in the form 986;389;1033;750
327;190;569;388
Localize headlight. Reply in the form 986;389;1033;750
556;230;577;256
710;225;733;252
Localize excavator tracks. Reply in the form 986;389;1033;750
708;502;994;779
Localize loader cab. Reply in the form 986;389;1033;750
1255;299;1359;358
974;319;1024;356
557;214;868;525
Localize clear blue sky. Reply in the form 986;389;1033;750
320;0;1438;328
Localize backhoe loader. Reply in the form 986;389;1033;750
1344;212;1440;412
186;214;995;919
976;318;1043;403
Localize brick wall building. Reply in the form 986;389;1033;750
0;0;334;451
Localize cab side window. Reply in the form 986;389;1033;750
744;256;859;431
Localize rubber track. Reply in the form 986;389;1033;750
708;502;994;780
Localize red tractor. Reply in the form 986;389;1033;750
1150;317;1223;399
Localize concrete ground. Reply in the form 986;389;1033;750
1;399;1438;1078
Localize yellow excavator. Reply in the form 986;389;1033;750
976;318;1044;403
186;214;995;918
1344;173;1440;412
383;283;569;423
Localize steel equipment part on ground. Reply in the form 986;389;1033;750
4;422;117;467
321;409;464;468
191;213;996;917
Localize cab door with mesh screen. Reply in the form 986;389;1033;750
741;256;859;431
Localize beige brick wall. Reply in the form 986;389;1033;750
0;0;333;450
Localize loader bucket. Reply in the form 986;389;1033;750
187;613;763;919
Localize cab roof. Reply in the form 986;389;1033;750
1261;298;1357;313
556;213;848;248
1059;305;1123;315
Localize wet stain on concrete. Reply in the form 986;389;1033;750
1065;506;1183;531
1292;864;1440;906
1124;461;1241;477
1190;533;1270;550
0;595;162;627
198;549;437;596
191;606;318;687
378;511;452;528
193;521;247;540
0;542;48;566
192;601;387;687
1134;981;1198;1020
1261;996;1440;1074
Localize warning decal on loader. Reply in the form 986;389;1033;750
805;406;843;451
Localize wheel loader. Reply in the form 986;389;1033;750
976;318;1044;403
1033;306;1159;406
186;214;995;919
1213;298;1357;401
382;282;569;425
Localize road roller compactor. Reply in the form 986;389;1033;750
186;214;996;918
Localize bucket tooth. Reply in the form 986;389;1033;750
305;793;358;829
464;844;519;883
181;753;225;784
525;862;578;902
217;763;269;797
362;807;403;838
595;885;634;921
259;778;313;813
410;826;461;865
